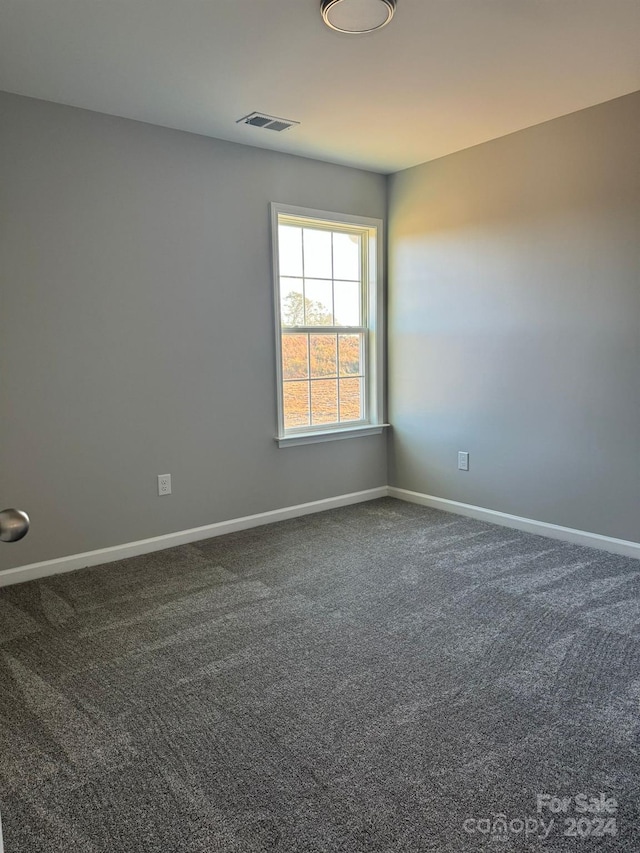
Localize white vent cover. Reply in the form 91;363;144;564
236;112;300;132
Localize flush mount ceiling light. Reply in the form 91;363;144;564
321;0;396;34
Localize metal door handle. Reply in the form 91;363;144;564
0;508;30;542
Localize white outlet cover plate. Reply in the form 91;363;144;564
158;474;172;495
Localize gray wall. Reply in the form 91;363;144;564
0;92;387;571
388;91;640;542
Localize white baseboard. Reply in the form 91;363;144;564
388;487;640;560
3;484;638;588
0;487;388;588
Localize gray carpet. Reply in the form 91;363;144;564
1;497;639;851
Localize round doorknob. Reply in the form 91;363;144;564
0;508;30;542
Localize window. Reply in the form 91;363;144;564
271;204;384;446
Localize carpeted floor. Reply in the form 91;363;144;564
1;497;639;851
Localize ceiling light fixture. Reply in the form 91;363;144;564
321;0;396;34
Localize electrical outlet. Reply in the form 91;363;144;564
458;452;469;471
157;474;172;495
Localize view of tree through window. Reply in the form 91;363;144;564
277;222;366;429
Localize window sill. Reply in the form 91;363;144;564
276;424;389;448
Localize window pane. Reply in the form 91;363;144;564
303;228;332;279
282;334;309;380
310;379;338;425
309;334;337;378
304;279;333;325
278;225;303;277
333;232;360;281
283;381;310;428
280;278;304;326
333;281;360;326
338;334;362;376
275;208;378;438
339;377;362;422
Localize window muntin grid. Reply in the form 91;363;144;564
277;220;368;431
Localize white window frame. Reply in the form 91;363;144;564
271;203;386;447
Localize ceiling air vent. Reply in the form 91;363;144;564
236;112;300;132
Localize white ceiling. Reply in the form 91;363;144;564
1;0;639;173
